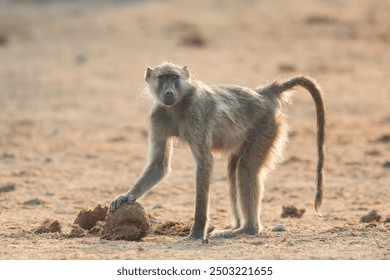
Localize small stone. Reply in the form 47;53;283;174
272;224;287;232
365;223;377;228
24;197;42;205
375;135;390;143
0;33;8;46
75;52;87;64
180;30;205;47
278;63;296;73
152;203;162;210
0;182;16;193
137;246;144;252
250;241;265;246
360;210;381;223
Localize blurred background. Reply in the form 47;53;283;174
0;0;389;259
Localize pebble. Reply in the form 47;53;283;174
137;246;144;252
0;33;8;46
75;52;88;64
272;224;287;232
0;182;16;193
152;203;162;209
360;210;381;223
24;197;42;205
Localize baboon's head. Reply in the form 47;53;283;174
145;63;192;107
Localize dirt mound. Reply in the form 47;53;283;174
281;205;306;218
68;224;87;238
153;221;215;237
89;221;104;235
360;210;381;223
34;219;61;234
101;202;151;241
74;204;108;230
154;221;192;237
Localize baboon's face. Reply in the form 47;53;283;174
145;64;190;107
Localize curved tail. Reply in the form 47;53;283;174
261;76;326;215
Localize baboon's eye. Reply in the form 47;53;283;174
159;74;179;80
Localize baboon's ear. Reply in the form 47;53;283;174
183;65;190;78
145;67;153;82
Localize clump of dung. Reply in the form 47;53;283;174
68;224;87;238
153;221;215;237
360;210;381;223
74;204;108;230
34;219;61;234
281;205;306;218
89;221;104;235
101;202;151;241
154;221;192;237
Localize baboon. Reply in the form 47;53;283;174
110;62;326;241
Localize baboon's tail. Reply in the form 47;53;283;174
260;76;326;215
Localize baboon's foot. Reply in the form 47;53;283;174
230;220;241;230
210;225;262;239
185;231;204;241
185;225;207;241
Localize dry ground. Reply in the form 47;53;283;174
0;0;389;259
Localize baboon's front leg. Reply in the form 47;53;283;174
109;135;172;212
186;148;213;241
109;161;170;211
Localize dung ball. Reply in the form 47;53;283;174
101;202;151;241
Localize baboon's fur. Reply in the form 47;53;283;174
110;62;326;240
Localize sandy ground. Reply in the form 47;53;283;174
0;0;389;260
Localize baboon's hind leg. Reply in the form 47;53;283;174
227;147;245;229
211;119;279;238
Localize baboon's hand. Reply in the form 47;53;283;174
109;193;135;212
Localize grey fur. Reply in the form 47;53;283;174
109;62;326;240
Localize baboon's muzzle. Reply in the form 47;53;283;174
162;90;176;106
